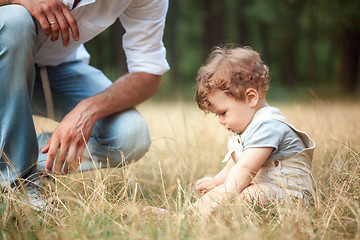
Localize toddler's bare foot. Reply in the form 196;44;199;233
143;206;169;215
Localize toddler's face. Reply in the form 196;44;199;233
207;90;256;134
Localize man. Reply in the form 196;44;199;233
0;0;170;187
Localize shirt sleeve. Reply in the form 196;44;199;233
119;0;170;75
243;120;287;153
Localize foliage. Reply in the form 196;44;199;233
85;0;360;95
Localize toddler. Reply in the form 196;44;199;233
144;46;315;216
192;46;315;214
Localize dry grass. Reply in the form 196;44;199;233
1;99;359;239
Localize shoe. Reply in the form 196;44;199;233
24;181;48;212
3;177;61;212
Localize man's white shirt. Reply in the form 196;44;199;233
35;0;170;75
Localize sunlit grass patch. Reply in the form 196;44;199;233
1;99;359;239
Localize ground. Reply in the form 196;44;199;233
1;99;359;239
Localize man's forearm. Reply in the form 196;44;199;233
82;72;162;122
0;0;16;6
42;72;161;174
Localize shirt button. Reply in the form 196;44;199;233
274;160;279;167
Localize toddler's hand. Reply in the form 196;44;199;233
195;177;216;194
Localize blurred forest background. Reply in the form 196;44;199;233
85;0;360;101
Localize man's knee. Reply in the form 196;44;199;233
92;108;151;164
113;113;151;161
0;5;36;50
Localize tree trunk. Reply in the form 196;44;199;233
236;0;251;47
307;7;317;84
238;16;250;46
339;29;360;92
202;0;225;53
166;0;179;85
280;23;297;86
258;22;270;64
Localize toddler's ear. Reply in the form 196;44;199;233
245;88;259;107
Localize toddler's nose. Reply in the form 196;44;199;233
218;116;226;125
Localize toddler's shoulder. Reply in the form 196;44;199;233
249;118;290;135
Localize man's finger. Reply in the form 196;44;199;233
61;8;79;41
63;144;77;174
37;15;52;36
53;9;70;46
69;144;85;173
46;15;60;41
53;143;68;175
45;139;60;173
41;142;50;154
67;156;81;173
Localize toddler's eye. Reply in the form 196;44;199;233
215;112;226;117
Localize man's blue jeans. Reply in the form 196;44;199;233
0;5;151;186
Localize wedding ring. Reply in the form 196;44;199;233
49;21;56;25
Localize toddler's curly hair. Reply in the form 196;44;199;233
195;46;270;112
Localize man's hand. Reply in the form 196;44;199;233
41;101;96;174
41;72;162;175
18;0;79;46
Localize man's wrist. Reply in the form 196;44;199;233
77;98;102;125
10;0;21;5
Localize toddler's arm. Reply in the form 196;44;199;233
195;158;235;193
224;147;273;193
194;147;273;215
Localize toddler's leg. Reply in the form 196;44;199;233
239;183;277;204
